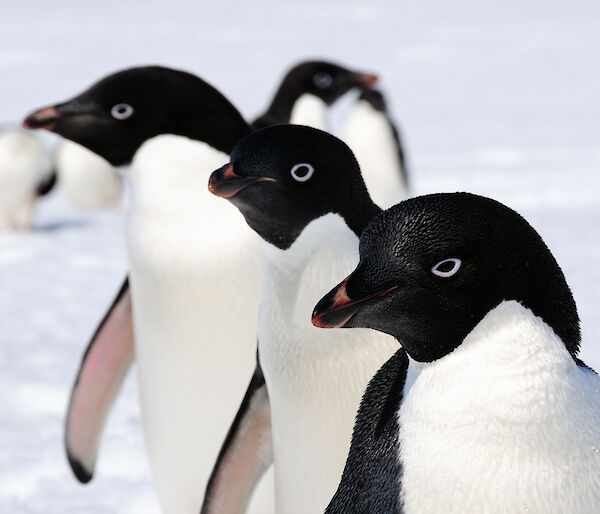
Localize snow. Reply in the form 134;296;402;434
1;0;599;511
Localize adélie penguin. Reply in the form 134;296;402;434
342;88;409;207
24;66;273;514
54;140;121;209
252;60;378;130
312;192;600;513
204;125;397;513
0;128;55;230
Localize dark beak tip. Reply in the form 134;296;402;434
22;106;59;130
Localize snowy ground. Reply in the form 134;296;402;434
1;0;599;512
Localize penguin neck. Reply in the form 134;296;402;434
338;192;382;238
262;81;304;123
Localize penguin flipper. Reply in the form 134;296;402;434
201;355;272;514
36;169;57;197
326;349;408;514
65;277;134;483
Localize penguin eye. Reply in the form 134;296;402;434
431;258;462;278
111;103;134;120
290;163;314;182
313;72;333;89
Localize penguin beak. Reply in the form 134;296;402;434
23;105;61;131
208;163;276;199
312;276;396;329
355;72;379;88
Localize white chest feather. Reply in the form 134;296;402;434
259;213;397;514
125;134;269;513
289;93;328;130
342;100;407;208
399;301;600;514
0;130;52;229
55;140;121;209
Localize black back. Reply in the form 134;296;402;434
326;350;408;514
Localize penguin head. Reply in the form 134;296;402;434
208;124;374;249
281;60;378;105
312;193;581;362
23;66;249;166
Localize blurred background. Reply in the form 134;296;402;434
1;0;599;512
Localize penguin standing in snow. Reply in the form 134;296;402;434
55;140;121;210
313;192;600;513
252;60;378;130
342;88;409;207
204;125;398;514
0;128;55;230
24;66;273;514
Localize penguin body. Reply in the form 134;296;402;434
342;89;408;207
25;66;273;514
0;129;53;230
312;193;600;514
205;126;397;513
55;140;121;209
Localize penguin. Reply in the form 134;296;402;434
55;140;121;209
0;128;55;230
252;60;378;130
312;192;600;513
204;125;398;514
23;66;273;514
341;88;409;207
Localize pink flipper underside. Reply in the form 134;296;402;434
65;284;134;481
202;383;272;513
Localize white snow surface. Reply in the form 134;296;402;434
1;0;599;512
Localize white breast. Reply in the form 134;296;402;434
55;140;121;209
290;93;328;130
125;134;272;514
399;301;600;514
259;213;398;514
342;100;407;208
0;129;52;230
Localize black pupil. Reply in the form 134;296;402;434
437;260;456;273
118;107;127;113
294;166;310;178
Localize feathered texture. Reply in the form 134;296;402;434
326;349;407;514
399;301;600;513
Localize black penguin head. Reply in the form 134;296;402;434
281;60;378;105
312;193;581;363
208;124;377;249
23;66;249;166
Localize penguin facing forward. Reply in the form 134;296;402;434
313;192;600;514
204;125;397;514
24;66;273;514
342;88;409;207
252;60;378;130
55;140;121;210
0;128;55;230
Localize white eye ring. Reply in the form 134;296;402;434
313;72;333;89
290;163;314;182
111;103;134;120
431;258;462;278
